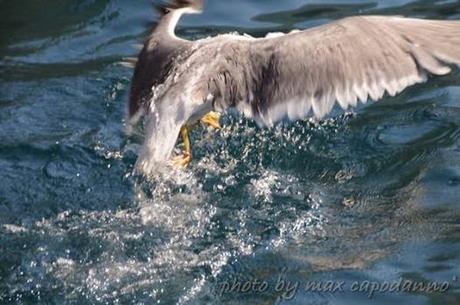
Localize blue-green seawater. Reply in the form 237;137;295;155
1;1;460;304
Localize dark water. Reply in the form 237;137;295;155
1;0;460;304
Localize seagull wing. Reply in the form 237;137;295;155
247;16;460;125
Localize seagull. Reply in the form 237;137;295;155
125;0;460;174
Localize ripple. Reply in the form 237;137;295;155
2;1;460;304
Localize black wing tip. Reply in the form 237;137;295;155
152;0;204;17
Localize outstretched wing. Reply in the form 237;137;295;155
247;16;460;126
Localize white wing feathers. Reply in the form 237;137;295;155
254;16;460;125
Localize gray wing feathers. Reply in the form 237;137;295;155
252;16;460;125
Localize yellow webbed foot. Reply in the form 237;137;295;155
170;113;221;168
200;111;221;129
170;126;192;169
170;152;192;168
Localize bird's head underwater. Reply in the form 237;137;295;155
126;0;220;174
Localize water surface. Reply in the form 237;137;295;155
1;0;460;304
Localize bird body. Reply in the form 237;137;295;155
127;0;460;174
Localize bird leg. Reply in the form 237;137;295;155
170;126;192;168
170;112;220;168
200;111;221;129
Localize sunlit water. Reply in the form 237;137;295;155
1;1;460;304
